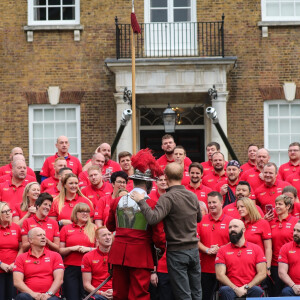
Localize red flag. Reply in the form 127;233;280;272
131;12;141;34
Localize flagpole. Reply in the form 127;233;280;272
131;1;137;154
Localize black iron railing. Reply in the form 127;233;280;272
115;15;225;59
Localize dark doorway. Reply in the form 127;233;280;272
140;129;205;163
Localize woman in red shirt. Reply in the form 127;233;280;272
59;202;96;300
49;173;93;226
0;202;22;300
12;182;40;227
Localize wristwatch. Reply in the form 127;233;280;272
244;284;250;290
46;291;54;296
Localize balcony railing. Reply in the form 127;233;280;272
115;15;225;59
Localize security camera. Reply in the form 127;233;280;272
121;109;132;125
206;107;218;123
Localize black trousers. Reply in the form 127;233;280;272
63;265;85;300
201;272;218;300
157;272;175;300
268;266;285;297
0;272;16;300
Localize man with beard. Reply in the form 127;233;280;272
215;219;267;300
278;221;300;296
202;152;227;190
157;134;191;171
241;144;259;173
223;181;264;219
216;160;241;207
185;162;212;207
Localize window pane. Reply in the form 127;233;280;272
45;139;55;154
34;0;46;5
279;104;289;116
33;140;44;154
49;7;61;20
63;7;75;20
44;123;54;137
44;109;54;121
69;138;77;152
33;124;43;138
151;9;168;22
55;109;65;120
279;151;288;165
280;135;290;148
174;8;191;21
174;0;191;7
151;0;167;8
291;104;300;116
49;0;60;5
34;109;43;121
266;3;279;16
296;3;300;15
268;119;278;133
67;123;77;137
269;104;278;116
63;0;75;4
279;119;289;133
34;8;46;20
55;123;65;136
291;119;300;133
281;2;294;16
269;135;279;148
34;156;45;170
66;108;76;120
291;133;300;141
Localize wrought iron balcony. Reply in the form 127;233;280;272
115;15;225;59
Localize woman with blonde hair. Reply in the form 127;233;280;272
12;182;40;227
59;202;96;300
0;202;22;300
49;173;94;226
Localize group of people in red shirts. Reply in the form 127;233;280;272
0;134;300;299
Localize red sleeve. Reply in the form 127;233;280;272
53;221;60;238
48;200;59;218
12;204;20;218
106;197;121;232
261;219;272;240
75;158;82;176
81;253;92;272
21;219;29;236
13;254;25;273
94;198;106;221
40;158;50;177
278;243;289;264
215;246;226;265
60;226;67;243
52;252;65;270
254;244;267;264
79;173;89;189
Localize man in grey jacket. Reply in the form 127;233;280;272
131;162;202;300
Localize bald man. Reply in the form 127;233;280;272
215;219;267;300
40;136;82;180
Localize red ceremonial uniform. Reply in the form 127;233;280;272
184;183;212;207
0;163;36;179
0;179;31;209
278;241;300;285
255;179;290;214
40;176;59;192
197;213;233;273
44;185;60;198
215;241;266;287
201;161;228;177
241;161;256;173
13;248;64;295
94;194;113;225
223;202;264;219
278;161;300;181
291;203;300;219
40;153;82;178
244;219;271;251
286;172;300;196
48;195;94;221
202;171;227;191
157;154;192;171
157;252;168;273
60;223;95;266
0;223;21;273
269;215;298;266
81;248;112;291
82;183;113;208
22;215;60;244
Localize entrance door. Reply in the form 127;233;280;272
140;129;205;162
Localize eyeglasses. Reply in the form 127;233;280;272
78;210;90;214
1;209;11;214
115;181;127;185
288;149;300;152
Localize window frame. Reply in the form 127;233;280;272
264;100;300;166
28;0;80;26
28;104;81;171
261;0;300;22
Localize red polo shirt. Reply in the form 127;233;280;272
78;170;89;189
44;185;60;198
278;241;300;285
148;189;162;203
81;183;113;208
81;248;112;291
102;160;121;174
201;161;228;177
94;194;114;225
198;213;233;273
269;215;298;266
0;163;36;179
286;172;300;196
0;178;32;209
240;167;264;191
0;223;21;273
13;248;64;295
215;241;266;287
255;179;290;214
0;174;36;184
243;219;271;251
292;203;300;219
241;161;256;173
48;195;94;221
157;154;192;171
60;223;95;266
215;179;239;203
41;177;59;193
12;204;34;220
40;153;82;178
185;183;212;207
278;161;300;181
223;202;264;219
202;171;227;191
22;215;60;244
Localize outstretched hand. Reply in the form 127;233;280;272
131;191;146;203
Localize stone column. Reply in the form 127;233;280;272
211;91;229;160
114;93;133;156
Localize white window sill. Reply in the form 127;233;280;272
258;21;300;37
24;25;84;42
